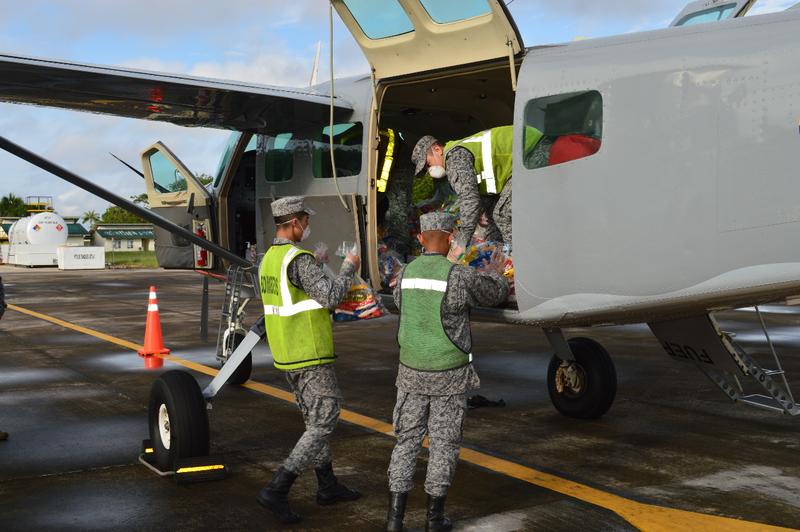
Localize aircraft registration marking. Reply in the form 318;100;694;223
660;341;715;365
7;303;796;532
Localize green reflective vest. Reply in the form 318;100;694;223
398;254;470;371
444;125;542;196
260;244;335;371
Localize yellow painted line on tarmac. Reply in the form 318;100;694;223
8;303;795;532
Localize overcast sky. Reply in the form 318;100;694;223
0;0;796;218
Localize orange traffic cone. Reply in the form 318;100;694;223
139;285;169;369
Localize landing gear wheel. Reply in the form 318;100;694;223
148;370;210;471
224;332;253;386
547;337;617;419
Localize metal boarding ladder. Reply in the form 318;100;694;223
719;306;798;415
215;265;258;365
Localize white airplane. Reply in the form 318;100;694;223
1;1;798;467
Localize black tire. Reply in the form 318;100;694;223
148;370;210;471
224;332;253;386
547;337;617;419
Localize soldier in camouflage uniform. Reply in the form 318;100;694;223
411;127;542;258
385;212;508;532
256;197;362;524
378;128;415;258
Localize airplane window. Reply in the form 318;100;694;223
342;0;414;40
260;133;295;183
419;0;491;24
523;90;602;169
214;132;242;187
675;4;736;26
149;150;188;192
313;122;363;179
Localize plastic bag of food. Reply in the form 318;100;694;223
334;275;385;321
335;241;359;258
460;241;498;270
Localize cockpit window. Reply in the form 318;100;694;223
342;0;414;39
313;122;363;179
523;91;603;169
419;0;491;24
674;3;736;26
149;150;189;192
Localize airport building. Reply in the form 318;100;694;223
92;223;154;253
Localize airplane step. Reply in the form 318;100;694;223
740;394;787;413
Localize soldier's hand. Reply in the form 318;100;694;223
345;252;361;271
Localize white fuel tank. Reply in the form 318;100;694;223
8;212;69;246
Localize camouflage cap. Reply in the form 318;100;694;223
420;212;455;233
270;196;316;218
411;135;438;176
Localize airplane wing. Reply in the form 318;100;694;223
0;54;353;132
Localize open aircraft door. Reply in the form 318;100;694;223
670;0;756;26
331;0;523;81
142;142;215;269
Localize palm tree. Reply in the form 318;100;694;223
0;194;27;217
81;209;100;230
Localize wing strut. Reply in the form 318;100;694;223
0;135;252;269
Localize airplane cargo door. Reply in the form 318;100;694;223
141;142;215;269
332;0;523;81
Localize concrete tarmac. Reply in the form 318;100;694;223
1;266;799;530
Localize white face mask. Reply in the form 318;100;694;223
301;224;312;241
428;165;446;179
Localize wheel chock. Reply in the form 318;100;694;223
138;439;228;484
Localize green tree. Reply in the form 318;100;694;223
101;206;146;224
81;209;100;229
130;193;149;207
196;173;214;186
0;194;27;217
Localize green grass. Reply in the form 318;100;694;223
107;250;159;268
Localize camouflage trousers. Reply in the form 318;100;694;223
481;177;513;248
385;171;414;257
387;391;467;497
282;369;341;474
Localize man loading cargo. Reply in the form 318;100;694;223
385;212;508;532
257;196;362;524
410;125;542;258
377;127;415;258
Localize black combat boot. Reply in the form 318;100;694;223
385;491;408;532
314;462;362;505
425;494;452;532
256;467;302;524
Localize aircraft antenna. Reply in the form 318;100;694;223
329;3;350;213
309;41;321;87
